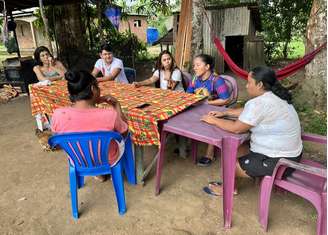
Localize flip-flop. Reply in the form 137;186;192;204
207;182;239;195
208;181;222;187
203;186;220;196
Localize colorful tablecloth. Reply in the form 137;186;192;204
29;80;205;146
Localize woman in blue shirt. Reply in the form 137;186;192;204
187;54;230;166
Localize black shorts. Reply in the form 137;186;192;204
238;151;302;178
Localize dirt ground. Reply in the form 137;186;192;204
0;90;325;234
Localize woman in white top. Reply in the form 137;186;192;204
91;44;128;84
201;66;303;196
133;50;185;91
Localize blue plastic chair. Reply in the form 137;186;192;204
124;67;137;83
48;131;136;219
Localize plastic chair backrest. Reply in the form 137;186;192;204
124;67;136;83
182;71;192;89
49;131;123;170
220;75;238;105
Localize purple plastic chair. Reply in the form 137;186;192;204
258;133;327;235
182;71;192;88
220;75;238;107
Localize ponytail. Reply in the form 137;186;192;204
251;66;293;104
271;81;292;104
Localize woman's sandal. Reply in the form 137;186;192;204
94;175;107;182
203;181;238;196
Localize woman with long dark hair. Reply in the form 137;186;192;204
133;50;184;91
201;66;302;196
33;46;66;82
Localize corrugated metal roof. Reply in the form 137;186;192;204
153;28;173;45
0;0;83;12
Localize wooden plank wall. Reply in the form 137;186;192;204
174;0;192;69
203;9;225;73
244;36;265;70
223;7;250;36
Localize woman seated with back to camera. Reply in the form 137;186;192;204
51;70;128;182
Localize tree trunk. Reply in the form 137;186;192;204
282;41;289;59
190;0;203;63
294;0;327;111
38;0;53;53
54;3;89;69
96;0;105;44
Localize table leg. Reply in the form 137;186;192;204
191;139;198;164
221;137;240;228
134;145;145;185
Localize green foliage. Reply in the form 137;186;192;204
295;104;327;136
260;0;313;63
131;0;171;16
148;13;168;37
33;3;147;67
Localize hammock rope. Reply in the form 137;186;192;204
202;3;327;80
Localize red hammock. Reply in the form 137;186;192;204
213;37;327;80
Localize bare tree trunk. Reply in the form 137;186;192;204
190;0;203;62
96;0;105;44
38;0;53;53
54;3;89;69
294;0;327;111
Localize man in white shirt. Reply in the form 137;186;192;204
91;44;128;84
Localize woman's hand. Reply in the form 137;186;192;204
208;111;225;117
201;114;218;125
133;82;141;88
97;95;118;107
48;57;56;67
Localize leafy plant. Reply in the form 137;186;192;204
259;0;313;62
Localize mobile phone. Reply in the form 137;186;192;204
221;116;238;121
135;103;151;109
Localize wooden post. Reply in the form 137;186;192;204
38;0;53;53
30;21;37;48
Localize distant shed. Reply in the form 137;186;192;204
173;1;265;72
203;2;265;72
152;28;173;51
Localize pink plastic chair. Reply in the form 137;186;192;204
258;133;327;235
182;71;192;89
220;75;238;107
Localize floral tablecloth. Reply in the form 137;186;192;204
30;80;205;146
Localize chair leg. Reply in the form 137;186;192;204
111;163;127;215
155;131;168;195
77;176;84;189
191;139;198;164
69;167;79;219
317;193;327;235
122;135;137;185
258;176;274;231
